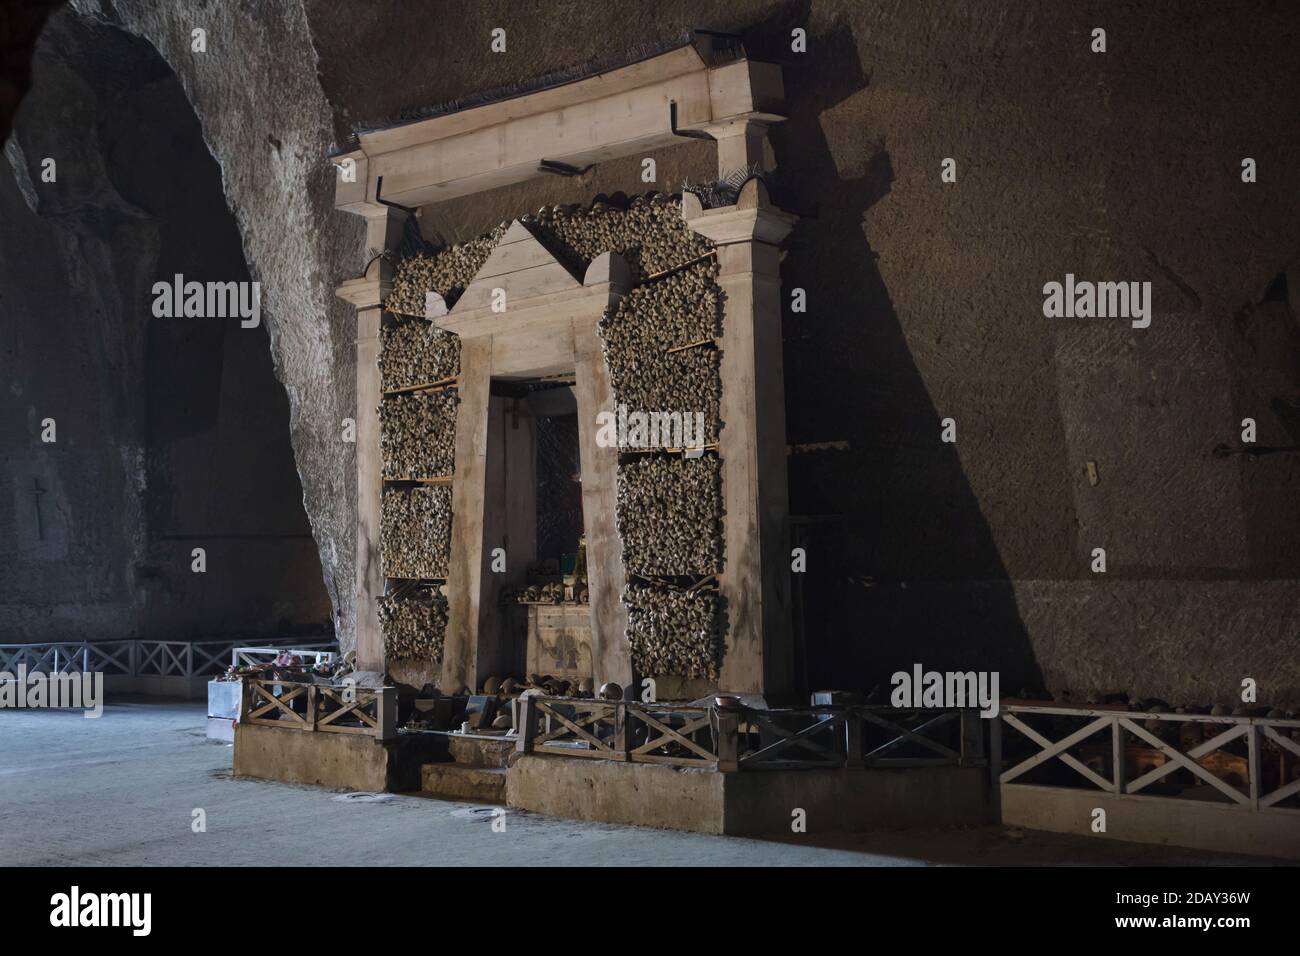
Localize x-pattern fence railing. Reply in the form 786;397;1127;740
516;697;988;772
0;638;337;680
999;703;1300;813
241;679;395;740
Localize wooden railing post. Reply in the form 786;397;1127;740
1247;722;1260;810
306;685;319;732
614;702;630;761
844;711;863;769
960;709;984;766
1111;715;1125;795
378;687;396;740
715;709;739;772
989;713;1003;822
516;696;536;754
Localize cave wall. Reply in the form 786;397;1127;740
0;10;330;642
57;0;365;646
5;1;1297;707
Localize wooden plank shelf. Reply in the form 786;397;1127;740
383;376;458;397
382;474;455;484
619;443;719;456
384;307;432;322
665;337;718;354
641;250;717;284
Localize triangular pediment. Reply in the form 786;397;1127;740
450;220;585;315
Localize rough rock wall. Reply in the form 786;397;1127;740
1;9;331;641
64;0;363;647
0;13;154;639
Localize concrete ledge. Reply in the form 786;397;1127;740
509;755;725;832
233;723;442;792
1001;784;1300;860
421;764;506;803
724;763;992;835
506;755;992;834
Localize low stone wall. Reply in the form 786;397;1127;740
233;723;440;792
1002;784;1300;860
505;754;993;835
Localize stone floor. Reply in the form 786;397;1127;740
0;701;1280;866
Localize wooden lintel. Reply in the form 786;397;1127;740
335;46;785;212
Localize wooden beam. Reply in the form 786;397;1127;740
572;254;633;689
442;337;493;693
336;47;785;211
346;207;407;672
684;180;795;696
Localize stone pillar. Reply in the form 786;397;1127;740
335;204;407;673
442;336;494;693
573;253;633;690
682;179;795;697
709;118;774;175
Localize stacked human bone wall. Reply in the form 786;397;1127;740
377;585;449;663
379;484;452;579
380;390;457;480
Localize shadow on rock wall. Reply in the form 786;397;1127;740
751;18;1043;695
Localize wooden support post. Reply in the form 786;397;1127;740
336;205;408;673
682;180;796;697
707;117;774;176
960;709;984;766
715;710;740;771
614;703;630;762
378;687;397;741
516;696;537;754
443;337;494;693
572;266;632;689
305;685;318;732
1112;716;1125;795
989;714;1003;821
1247;722;1260;810
844;712;864;769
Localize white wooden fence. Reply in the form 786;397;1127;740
998;702;1300;813
0;638;337;681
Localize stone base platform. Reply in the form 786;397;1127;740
1002;783;1300;860
233;723;444;792
506;755;995;835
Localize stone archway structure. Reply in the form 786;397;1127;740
434;223;633;693
335;35;797;697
